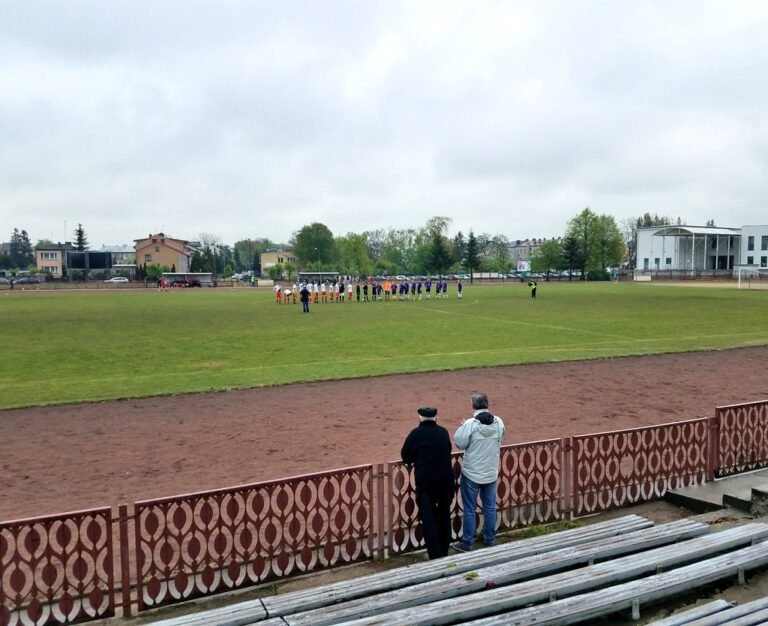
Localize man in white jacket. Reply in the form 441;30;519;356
453;392;505;551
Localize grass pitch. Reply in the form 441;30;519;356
2;282;767;409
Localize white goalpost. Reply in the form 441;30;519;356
736;265;768;289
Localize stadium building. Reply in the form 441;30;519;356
636;224;768;274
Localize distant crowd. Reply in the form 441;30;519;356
273;278;463;304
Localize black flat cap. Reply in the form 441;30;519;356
418;407;437;418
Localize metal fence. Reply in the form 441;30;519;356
2;399;767;625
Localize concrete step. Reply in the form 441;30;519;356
665;470;768;513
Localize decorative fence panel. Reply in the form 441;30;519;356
132;465;374;611
573;418;709;516
387;439;565;554
497;439;565;527
716;401;768;477
0;508;114;626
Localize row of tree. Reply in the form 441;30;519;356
5;211;697;278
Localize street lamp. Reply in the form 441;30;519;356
314;247;320;271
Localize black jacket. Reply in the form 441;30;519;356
400;421;455;488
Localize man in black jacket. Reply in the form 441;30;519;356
400;407;456;559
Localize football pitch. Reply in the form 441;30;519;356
2;282;767;409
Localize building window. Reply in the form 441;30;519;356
748;236;755;251
145;254;152;262
643;258;649;270
41;252;58;260
747;256;754;265
665;257;672;266
762;236;768;251
654;258;660;269
43;266;58;273
155;246;160;252
762;257;767;268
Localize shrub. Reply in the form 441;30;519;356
587;269;610;281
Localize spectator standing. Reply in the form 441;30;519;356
299;284;310;313
453;393;505;551
401;407;456;559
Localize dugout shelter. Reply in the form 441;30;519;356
297;271;340;284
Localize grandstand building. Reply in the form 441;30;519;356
636;224;768;273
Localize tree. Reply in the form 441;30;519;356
337;232;373;277
283;261;296;281
292;223;338;269
452;231;466;266
488;235;510;274
190;250;212;272
464;230;481;283
10;228;34;268
145;263;171;279
564;208;600;277
593;215;625;270
268;264;283;280
426;230;452;278
561;233;585;280
73;224;88;251
531;239;563;277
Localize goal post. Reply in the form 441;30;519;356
736;265;768;289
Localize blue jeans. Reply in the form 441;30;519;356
302;301;309;312
460;475;497;546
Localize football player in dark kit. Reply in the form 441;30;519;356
400;407;456;559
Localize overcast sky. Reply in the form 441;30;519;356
1;1;767;247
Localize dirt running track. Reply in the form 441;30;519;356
2;347;767;520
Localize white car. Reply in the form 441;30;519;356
104;277;129;283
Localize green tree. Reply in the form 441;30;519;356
561;233;585;280
531;239;563;277
283;261;296;281
337;232;373;277
268;263;283;280
190;250;212;272
593;215;625;270
426;230;452;278
145;263;171;279
488;235;510;274
73;224;88;251
464;230;481;283
452;231;466;266
564;208;600;276
292;223;338;269
10;229;34;268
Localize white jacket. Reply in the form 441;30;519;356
454;410;505;484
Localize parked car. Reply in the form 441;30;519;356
11;277;40;285
0;277;9;284
104;277;129;283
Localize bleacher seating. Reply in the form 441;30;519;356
146;516;768;626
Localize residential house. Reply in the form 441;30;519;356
34;242;76;279
134;233;192;273
260;249;296;277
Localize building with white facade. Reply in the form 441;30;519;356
636;224;768;273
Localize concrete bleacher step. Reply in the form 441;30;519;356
666;470;768;514
276;519;708;626
321;523;768;626
147;514;652;626
661;596;768;625
460;542;768;626
646;600;736;626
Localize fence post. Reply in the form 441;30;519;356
374;463;385;559
707;415;720;482
560;437;573;519
118;503;132;618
